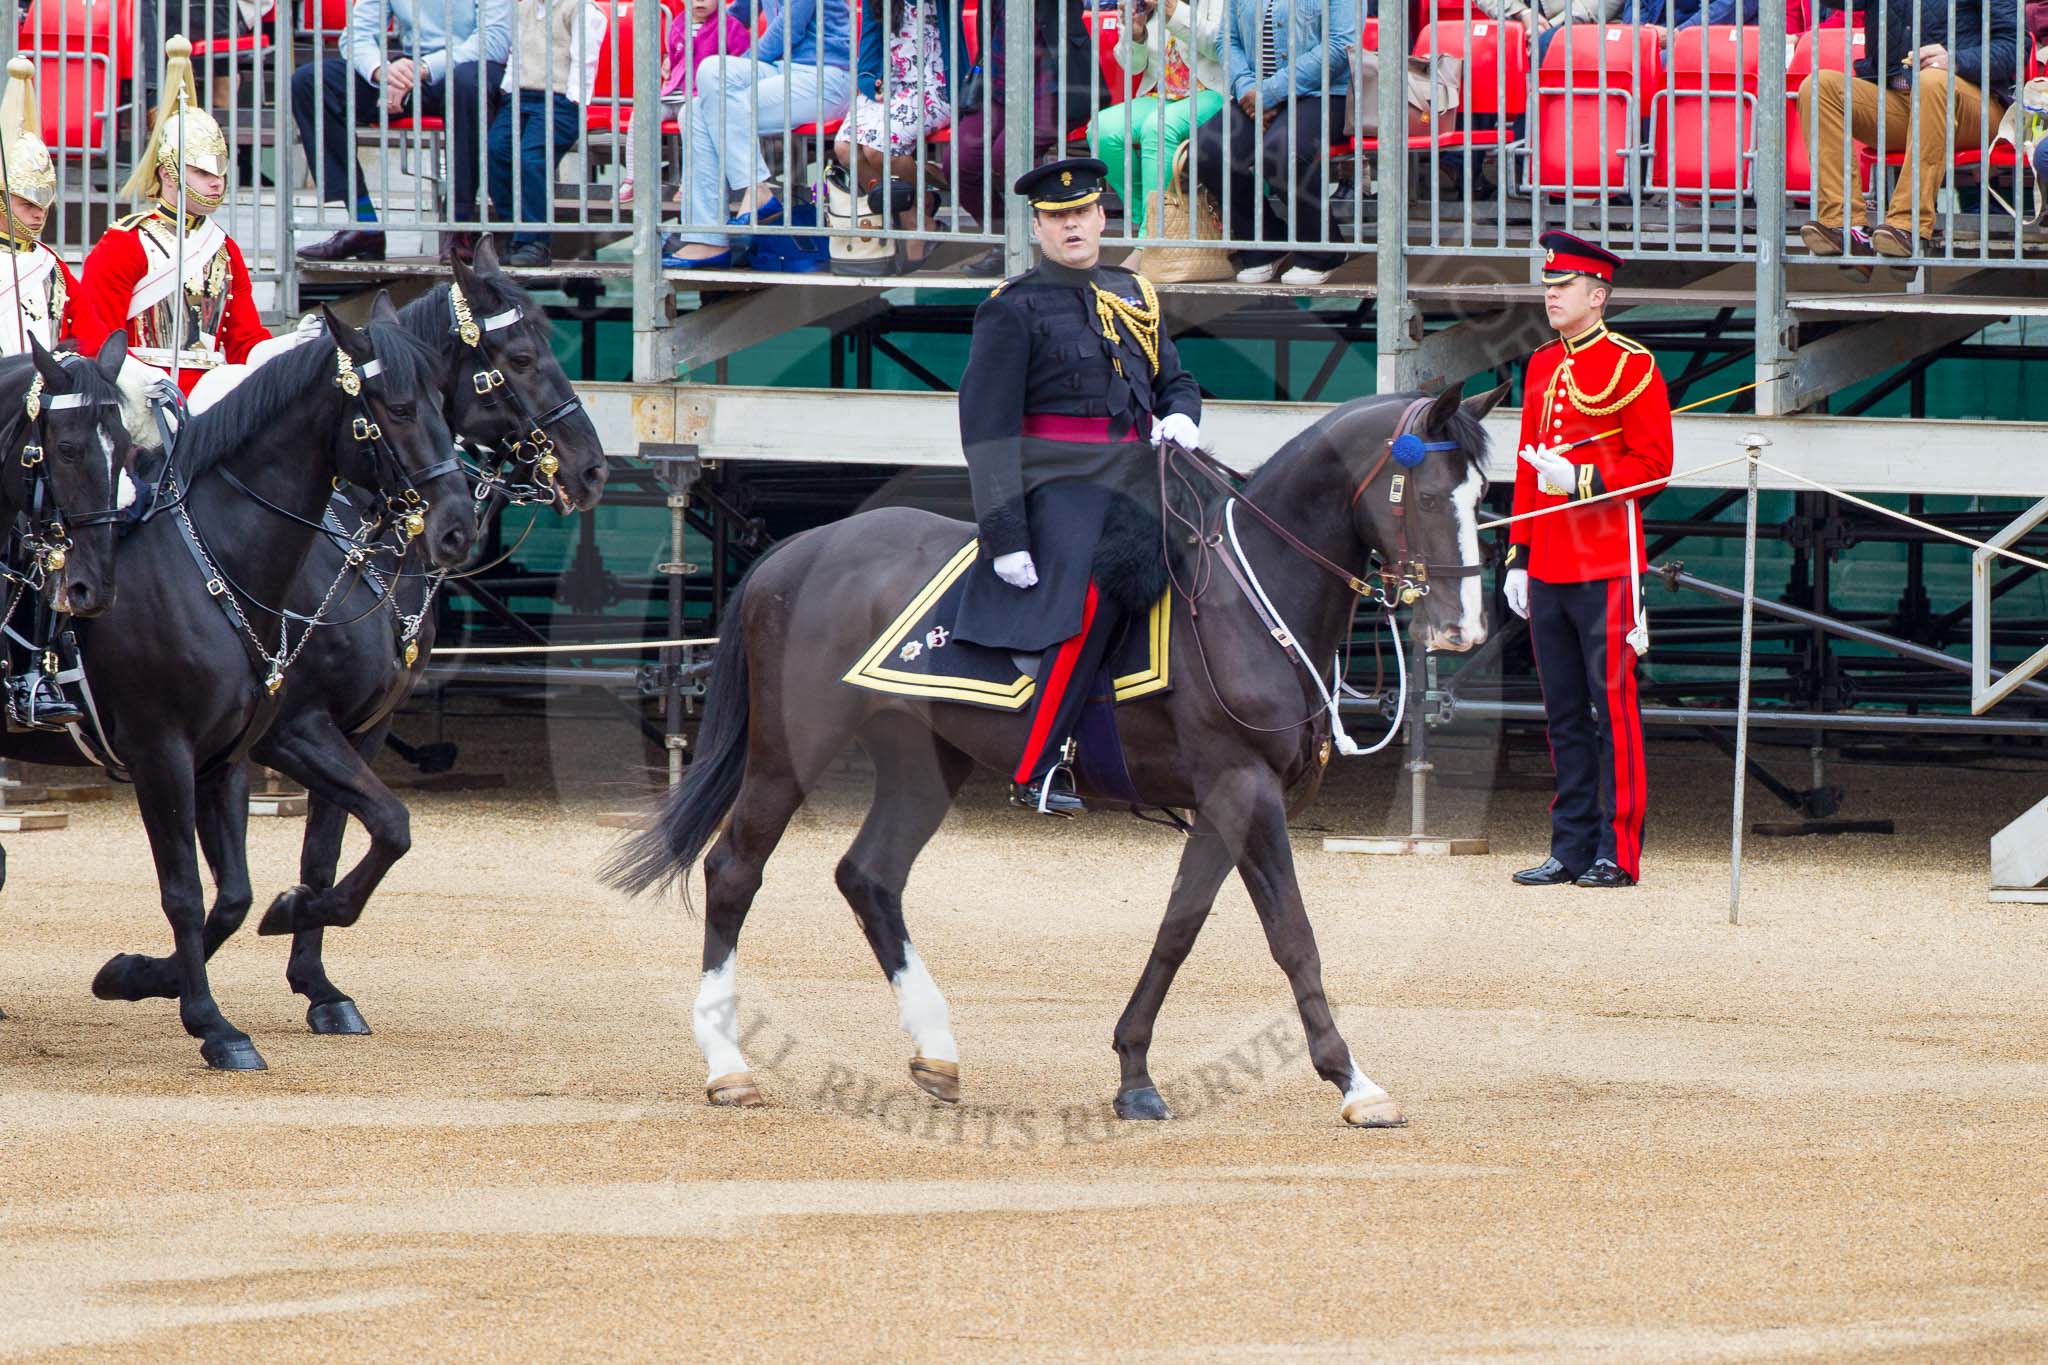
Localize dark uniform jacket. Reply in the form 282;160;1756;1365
1506;322;1673;585
955;258;1201;652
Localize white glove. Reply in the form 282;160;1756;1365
1519;442;1577;497
1152;412;1201;450
244;313;327;370
993;550;1038;589
1504;567;1529;620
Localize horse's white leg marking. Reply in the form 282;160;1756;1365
892;945;958;1063
1343;1063;1391;1108
1452;463;1486;642
693;952;748;1082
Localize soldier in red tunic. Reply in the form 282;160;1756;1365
0;56;78;360
69;36;271;398
1502;231;1673;890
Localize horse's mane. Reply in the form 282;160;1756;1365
174;321;436;482
397;269;546;353
0;349;123;436
1249;393;1490;496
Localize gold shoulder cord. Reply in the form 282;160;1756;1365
1561;352;1653;418
1091;274;1160;378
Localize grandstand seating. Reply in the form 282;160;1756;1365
1647;24;1759;200
1527;23;1664;200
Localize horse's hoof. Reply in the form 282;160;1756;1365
307;1000;371;1035
1114;1086;1172;1121
706;1072;764;1107
91;953;157;1002
1342;1094;1407;1128
256;885;311;937
201;1037;268;1071
909;1056;959;1103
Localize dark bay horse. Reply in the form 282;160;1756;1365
605;384;1506;1127
0;336;135;896
7;301;476;1070
101;247;611;1035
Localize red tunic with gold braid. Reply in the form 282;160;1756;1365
1505;322;1674;584
68;205;271;396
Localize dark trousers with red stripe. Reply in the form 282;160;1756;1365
1014;582;1126;786
1528;576;1646;880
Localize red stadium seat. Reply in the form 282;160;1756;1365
1527;22;1663;200
583;0;635;135
1333;20;1525;161
15;0;132;158
1648;25;1759;200
19;0;133;82
301;0;353;40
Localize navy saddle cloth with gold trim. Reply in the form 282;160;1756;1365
842;538;1172;713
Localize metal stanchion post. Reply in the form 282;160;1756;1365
1729;432;1769;924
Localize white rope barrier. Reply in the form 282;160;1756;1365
1474;454;1753;533
1754;458;2048;575
1479;451;2048;578
432;637;719;657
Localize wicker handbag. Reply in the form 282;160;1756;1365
1137;141;1234;285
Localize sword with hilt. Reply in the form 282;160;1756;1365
1549;381;1763;456
171;59;188;395
0;82;26;357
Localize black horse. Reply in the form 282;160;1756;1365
10;299;476;1070
605;384;1505;1127
103;246;611;1035
0;335;135;895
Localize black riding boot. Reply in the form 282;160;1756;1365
5;595;83;732
1011;760;1084;816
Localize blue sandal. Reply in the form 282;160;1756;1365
662;249;733;270
727;195;783;228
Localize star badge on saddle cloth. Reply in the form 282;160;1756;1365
1015;157;1108;212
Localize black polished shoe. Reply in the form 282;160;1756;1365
1573;859;1636;888
500;241;552;268
1011;770;1084;815
297;228;386;263
1511;856;1578;886
5;673;82;732
962;248;1007;277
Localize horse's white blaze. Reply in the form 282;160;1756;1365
1343;1064;1392;1107
891;945;958;1063
1451;463;1486;643
115;468;137;511
692;953;748;1082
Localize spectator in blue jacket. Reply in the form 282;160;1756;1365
1192;0;1357;285
292;0;513;263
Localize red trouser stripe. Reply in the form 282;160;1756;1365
1014;581;1099;783
1605;578;1646;879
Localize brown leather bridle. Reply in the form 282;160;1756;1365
1163;396;1484;611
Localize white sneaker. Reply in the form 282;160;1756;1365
1235;258;1285;284
1279;263;1335;286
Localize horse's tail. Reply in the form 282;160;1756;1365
601;563;759;900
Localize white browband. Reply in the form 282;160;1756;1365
480;307;521;334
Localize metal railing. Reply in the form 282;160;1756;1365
3;0;2041;336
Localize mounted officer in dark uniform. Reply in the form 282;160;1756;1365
954;156;1202;814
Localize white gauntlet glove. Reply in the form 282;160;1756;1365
1519;442;1577;497
1152;412;1201;450
993;550;1038;589
1504;568;1529;620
